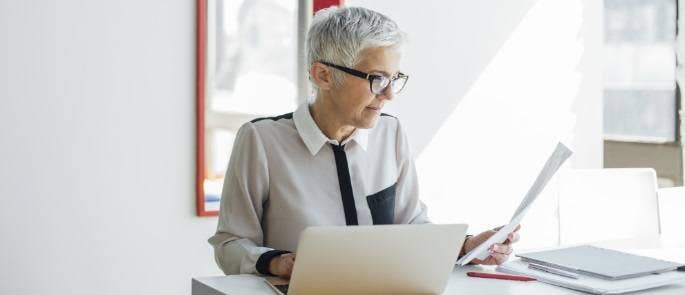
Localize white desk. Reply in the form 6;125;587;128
192;238;685;295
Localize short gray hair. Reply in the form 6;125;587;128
306;6;405;90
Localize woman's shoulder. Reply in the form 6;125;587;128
241;112;296;131
379;112;398;120
233;112;297;142
249;112;294;124
376;112;403;134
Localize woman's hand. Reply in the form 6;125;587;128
269;253;296;278
462;225;521;265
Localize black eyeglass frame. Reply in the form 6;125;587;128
319;61;409;95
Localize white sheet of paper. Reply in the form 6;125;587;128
498;259;685;294
456;142;572;265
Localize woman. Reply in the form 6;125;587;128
208;6;519;278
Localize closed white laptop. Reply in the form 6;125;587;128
517;245;682;280
273;224;467;295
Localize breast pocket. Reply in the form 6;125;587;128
366;183;397;225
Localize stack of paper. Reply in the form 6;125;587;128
498;259;685;294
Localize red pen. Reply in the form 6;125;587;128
467;271;536;281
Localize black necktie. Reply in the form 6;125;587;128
331;144;358;225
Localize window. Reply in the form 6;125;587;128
197;0;307;215
603;0;678;143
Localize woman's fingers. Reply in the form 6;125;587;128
471;225;522;265
477;252;510;265
283;255;295;272
504;231;520;245
274;253;296;278
490;243;513;255
471;244;512;265
489;252;509;265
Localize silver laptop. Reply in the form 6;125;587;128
266;224;468;295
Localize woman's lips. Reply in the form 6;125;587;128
366;106;380;112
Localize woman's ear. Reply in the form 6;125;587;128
310;62;334;91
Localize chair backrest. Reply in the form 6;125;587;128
657;186;685;239
558;168;660;245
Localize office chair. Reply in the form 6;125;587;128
657;186;685;240
558;168;660;245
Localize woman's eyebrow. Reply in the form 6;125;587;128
369;69;399;76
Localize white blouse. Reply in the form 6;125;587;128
208;103;429;275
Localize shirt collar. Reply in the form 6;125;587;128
293;103;370;156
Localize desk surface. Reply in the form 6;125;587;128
193;264;685;295
193;238;685;295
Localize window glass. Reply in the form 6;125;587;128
603;0;677;142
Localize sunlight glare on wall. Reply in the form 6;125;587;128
416;0;583;249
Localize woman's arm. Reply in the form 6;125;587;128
391;119;431;225
208;123;286;275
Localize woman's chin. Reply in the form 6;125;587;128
358;115;379;129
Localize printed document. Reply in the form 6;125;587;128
456;142;572;265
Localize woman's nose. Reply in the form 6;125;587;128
379;86;395;101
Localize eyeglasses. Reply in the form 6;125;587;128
319;61;409;95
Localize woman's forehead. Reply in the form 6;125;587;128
355;47;402;74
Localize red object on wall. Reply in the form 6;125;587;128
314;0;344;13
196;0;215;217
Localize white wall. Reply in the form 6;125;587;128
0;1;221;294
346;0;602;169
573;0;603;169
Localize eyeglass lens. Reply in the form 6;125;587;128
371;76;407;94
